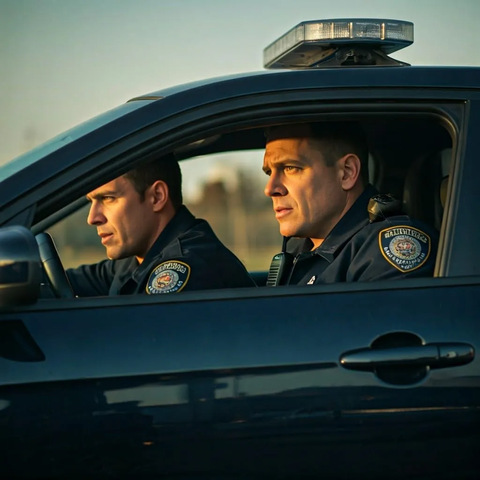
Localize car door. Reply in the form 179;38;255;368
1;279;479;479
1;81;479;479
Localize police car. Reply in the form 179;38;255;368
0;19;479;479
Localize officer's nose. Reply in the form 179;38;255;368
87;202;106;226
264;172;287;198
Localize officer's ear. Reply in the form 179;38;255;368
149;180;169;212
339;153;361;191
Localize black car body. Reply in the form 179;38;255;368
0;20;479;479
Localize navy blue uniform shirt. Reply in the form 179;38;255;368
67;206;256;296
286;185;439;285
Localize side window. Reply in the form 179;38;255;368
47;116;455;278
48;149;281;272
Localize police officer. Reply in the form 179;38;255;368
262;122;438;285
66;155;256;296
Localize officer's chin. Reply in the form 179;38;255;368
279;225;299;238
105;247;121;261
106;248;132;261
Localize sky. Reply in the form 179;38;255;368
1;0;480;169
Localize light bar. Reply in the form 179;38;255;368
264;19;414;69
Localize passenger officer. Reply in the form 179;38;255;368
262;122;438;285
66;155;256;296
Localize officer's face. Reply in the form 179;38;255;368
263;126;356;247
86;176;160;261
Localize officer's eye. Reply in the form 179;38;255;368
285;166;300;173
102;195;116;202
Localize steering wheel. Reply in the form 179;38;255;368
35;232;75;299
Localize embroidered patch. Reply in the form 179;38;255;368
146;260;191;294
379;226;431;273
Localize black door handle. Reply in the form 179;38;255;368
0;320;45;362
340;343;474;372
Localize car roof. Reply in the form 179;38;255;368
128;66;480;102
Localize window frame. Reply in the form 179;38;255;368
3;90;476;313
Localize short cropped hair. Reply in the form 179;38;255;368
267;121;369;185
124;155;183;210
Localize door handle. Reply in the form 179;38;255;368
340;343;474;372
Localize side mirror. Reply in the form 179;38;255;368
0;226;42;308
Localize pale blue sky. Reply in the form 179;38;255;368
1;0;480;166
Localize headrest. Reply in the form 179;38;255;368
439;148;451;209
440;177;449;209
403;148;452;230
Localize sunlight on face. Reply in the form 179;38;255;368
86;176;158;261
263;129;348;244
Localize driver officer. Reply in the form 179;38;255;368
66;155;256;296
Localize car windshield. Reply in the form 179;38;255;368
0;100;152;183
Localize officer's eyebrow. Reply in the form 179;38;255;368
262;155;308;173
86;189;119;201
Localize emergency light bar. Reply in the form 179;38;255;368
264;19;414;69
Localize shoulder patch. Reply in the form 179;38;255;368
379;226;431;273
146;260;191;294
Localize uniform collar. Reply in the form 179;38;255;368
301;184;378;260
132;205;196;279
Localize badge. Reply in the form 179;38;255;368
379;226;431;273
146;260;191;294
